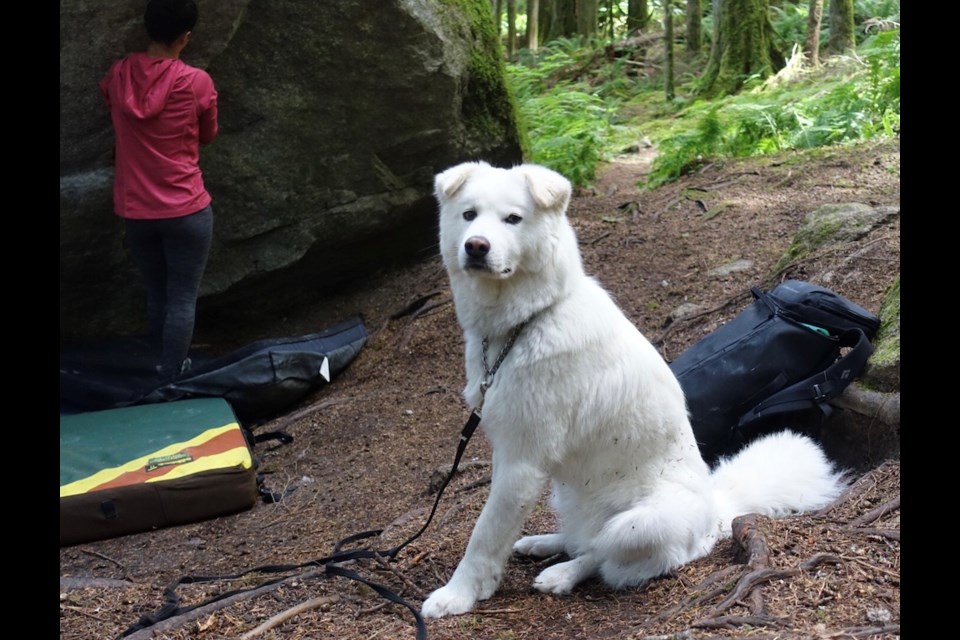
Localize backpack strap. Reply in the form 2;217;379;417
737;327;874;428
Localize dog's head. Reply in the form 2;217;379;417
434;161;573;281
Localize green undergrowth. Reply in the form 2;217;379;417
505;17;899;190
642;30;900;189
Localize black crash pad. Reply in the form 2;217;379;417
60;317;367;420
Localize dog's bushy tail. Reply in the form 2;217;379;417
710;430;846;536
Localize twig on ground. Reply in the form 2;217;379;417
842;556;900;581
472;608;523;614
259;397;351;434
799;553;842;571
455;475;492;494
654;289;753;348
842;624;901;638
60;576;134;590
59;604;110;622
405;550;431;568
79;548;124;568
239;595;340;639
428;459;491;494
692;614;784;630
815;460;896;517
639;565;744;628
374;555;428;600
584;231;611;245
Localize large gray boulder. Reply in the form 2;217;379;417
60;0;524;339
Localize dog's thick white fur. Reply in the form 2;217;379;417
421;161;846;619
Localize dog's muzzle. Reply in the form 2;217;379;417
464;235;491;271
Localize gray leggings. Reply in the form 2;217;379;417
124;205;213;376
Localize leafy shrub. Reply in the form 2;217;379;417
644;29;899;188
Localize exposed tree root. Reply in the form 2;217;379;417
709;567;800;616
832;385;900;426
396;296;452;353
851;528;900;542
639;565;743;628
850;495;900;528
707;516;843;619
390;290;444;320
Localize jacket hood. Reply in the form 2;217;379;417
109;53;183;120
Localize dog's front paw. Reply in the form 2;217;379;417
421;585;478;619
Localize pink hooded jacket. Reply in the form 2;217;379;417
101;52;218;220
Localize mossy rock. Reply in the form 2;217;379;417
863;274;900;391
773;203;897;273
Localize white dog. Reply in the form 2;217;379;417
421;161;846;619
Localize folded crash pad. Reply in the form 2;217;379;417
60;398;257;546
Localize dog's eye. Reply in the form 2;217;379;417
462;210;477;221
504;214;523;225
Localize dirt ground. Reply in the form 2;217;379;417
60;137;900;640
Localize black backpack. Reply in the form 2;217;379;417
669;280;881;465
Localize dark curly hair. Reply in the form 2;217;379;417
144;0;199;46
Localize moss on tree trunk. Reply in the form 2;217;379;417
699;0;784;97
828;0;855;53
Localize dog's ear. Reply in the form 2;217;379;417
517;164;572;213
434;161;491;204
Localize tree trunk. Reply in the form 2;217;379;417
699;0;783;97
805;0;822;65
540;0;578;41
665;0;675;99
578;0;599;39
827;0;855;53
627;0;650;34
686;0;702;57
506;0;517;58
493;0;502;37
528;0;541;52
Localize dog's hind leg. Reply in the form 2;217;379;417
593;487;717;589
513;533;566;557
532;551;601;594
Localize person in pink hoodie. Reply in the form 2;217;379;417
100;0;218;380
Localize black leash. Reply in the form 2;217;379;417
121;321;528;640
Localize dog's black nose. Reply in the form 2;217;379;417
465;236;490;258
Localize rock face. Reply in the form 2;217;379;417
60;0;524;339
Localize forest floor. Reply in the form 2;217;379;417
60;136;900;640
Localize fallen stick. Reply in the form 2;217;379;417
693;614;784;630
815;460;896;517
123;568;326;640
239;595;340;640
